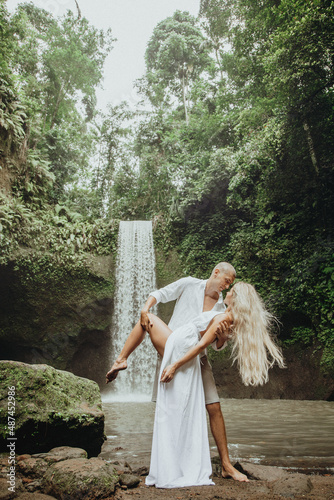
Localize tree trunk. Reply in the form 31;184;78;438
74;0;81;19
182;70;189;126
303;119;319;175
19;123;30;162
214;43;223;80
50;81;66;130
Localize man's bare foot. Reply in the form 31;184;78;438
106;359;127;384
222;464;249;482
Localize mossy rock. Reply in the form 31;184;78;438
42;457;118;500
0;361;105;456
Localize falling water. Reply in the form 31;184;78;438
104;221;157;401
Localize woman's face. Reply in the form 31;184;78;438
224;288;234;306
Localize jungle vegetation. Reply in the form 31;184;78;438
0;0;333;372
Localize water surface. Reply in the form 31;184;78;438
100;398;334;473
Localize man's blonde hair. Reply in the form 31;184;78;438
213;262;236;278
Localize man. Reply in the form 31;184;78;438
106;262;248;482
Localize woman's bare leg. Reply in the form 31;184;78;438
106;314;171;383
145;313;172;357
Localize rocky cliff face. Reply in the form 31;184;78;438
209;343;334;401
0;254;115;388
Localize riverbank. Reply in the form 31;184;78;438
0;449;333;500
117;473;334;500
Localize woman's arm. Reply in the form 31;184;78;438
160;313;230;383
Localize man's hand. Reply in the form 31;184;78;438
160;364;176;383
215;319;232;349
140;310;153;332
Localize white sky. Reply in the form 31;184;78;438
6;0;201;111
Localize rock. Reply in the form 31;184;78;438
0;254;114;389
0;477;23;499
17;457;49;479
118;473;141;488
32;446;87;463
235;461;290;481
25;479;43;492
16;494;57;500
0;361;105;456
271;473;313;498
0;477;14;500
109;460;132;475
211;456;222;478
17;447;87;479
131;465;149;477
43;457;118;500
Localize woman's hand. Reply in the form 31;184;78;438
215;315;233;348
160;364;177;383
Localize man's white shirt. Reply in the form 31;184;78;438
150;276;226;351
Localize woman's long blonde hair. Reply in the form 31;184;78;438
230;282;285;386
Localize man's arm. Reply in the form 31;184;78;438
140;295;157;332
141;277;194;331
149;277;195;304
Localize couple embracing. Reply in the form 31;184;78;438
106;262;285;488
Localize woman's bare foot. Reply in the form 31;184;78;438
106;358;127;383
222;464;249;482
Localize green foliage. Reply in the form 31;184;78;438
0;3;118;275
129;0;334;374
0;192;118;273
0;2;115;210
0;0;333;379
283;327;315;347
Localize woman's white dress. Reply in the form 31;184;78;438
145;310;222;489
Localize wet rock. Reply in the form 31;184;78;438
0;361;105;457
119;473;141;488
271;473;313;498
0;255;114;389
235;461;290;481
211;457;222;477
43;457;118;500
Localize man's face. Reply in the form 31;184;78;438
214;270;235;292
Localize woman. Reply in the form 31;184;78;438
144;282;285;488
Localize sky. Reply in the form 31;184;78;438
6;0;201;111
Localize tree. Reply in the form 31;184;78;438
145;10;211;124
7;2;115;201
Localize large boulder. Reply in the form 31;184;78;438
0;361;105;456
42;457;118;500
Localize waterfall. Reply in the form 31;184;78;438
105;221;157;401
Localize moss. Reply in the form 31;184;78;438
0;361;105;455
